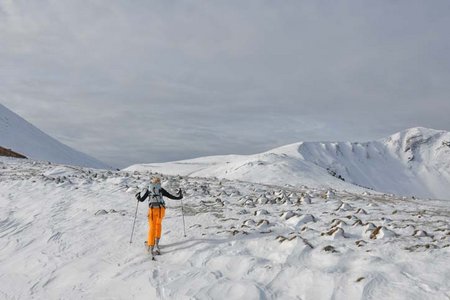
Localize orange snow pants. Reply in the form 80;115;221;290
147;207;166;246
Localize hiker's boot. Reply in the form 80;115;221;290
154;238;161;255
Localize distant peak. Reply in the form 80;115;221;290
399;127;445;136
385;127;447;142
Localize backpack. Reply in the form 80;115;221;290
148;183;165;206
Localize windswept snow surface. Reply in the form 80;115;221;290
1;157;449;299
0;103;110;169
126;127;450;200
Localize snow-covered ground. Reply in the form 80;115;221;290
127;127;450;200
1;157;449;299
0;103;110;169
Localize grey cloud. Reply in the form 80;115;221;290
1;0;450;168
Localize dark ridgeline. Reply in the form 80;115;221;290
0;146;27;159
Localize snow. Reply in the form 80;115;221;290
1;157;449;299
0;103;110;169
126;127;450;200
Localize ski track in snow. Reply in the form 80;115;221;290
1;157;450;299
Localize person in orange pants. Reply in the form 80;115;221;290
136;176;183;255
148;205;165;250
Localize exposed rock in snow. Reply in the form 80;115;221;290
256;194;269;204
286;214;316;228
370;226;397;240
326;189;337;199
336;202;354;212
355;208;368;214
301;193;312;204
276;235;298;243
280;211;297;220
323;227;347;239
256;219;270;229
322;245;339;253
330;219;348;228
413;230;432;238
254;209;270;216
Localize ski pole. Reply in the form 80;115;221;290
129;200;139;244
181;197;187;237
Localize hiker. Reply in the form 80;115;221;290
135;176;183;255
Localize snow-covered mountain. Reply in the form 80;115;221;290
1;158;449;299
0;103;110;169
126;127;450;200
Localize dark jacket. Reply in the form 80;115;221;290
137;188;183;207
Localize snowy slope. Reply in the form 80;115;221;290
0;103;110;169
1;157;449;299
126;127;450;200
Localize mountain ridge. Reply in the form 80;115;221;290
126;127;450;200
0;103;110;169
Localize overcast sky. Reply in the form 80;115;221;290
1;1;450;168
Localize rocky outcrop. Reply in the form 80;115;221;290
0;146;27;159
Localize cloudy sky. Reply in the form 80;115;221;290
1;1;449;168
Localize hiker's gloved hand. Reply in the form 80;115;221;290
135;192;141;201
178;189;183;198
